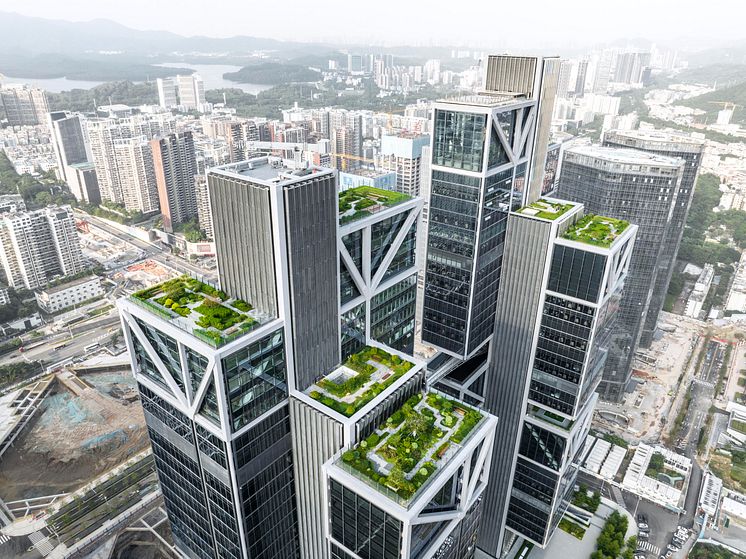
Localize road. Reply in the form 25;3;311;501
79;212;217;282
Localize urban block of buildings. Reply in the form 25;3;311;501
35;275;104;313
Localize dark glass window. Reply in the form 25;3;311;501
548;245;607;303
135;317;184;391
138;383;193;443
341;302;366;361
221;328;287;432
232;405;291;470
371;274;416;355
186;347;209;394
519;422;566;471
433;109;486;172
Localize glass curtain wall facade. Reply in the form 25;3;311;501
602;130;704;348
556;146;684;401
119;298;301;559
423;96;536;359
338;194;423;359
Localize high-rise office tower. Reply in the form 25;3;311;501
378;133;431;197
48;111;101;205
151;131;199;232
119;155;497;559
574;60;588;97
158;75;206;111
339;185;423;358
0;205;85;289
422;55;559;360
0;83;49;126
602;129;704;347
556;145;685;401
485;200;636;551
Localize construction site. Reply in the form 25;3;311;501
0;364;149;504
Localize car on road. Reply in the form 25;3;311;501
638;522;649;530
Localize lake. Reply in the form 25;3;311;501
0;63;274;95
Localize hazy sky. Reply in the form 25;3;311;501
2;0;743;50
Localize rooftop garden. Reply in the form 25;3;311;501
563;214;630;248
309;346;414;417
339;186;410;225
517;199;575;220
131;276;259;347
339;391;483;503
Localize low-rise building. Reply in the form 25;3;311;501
35;275;104;313
0;286;10;306
622;443;692;510
685;264;715;318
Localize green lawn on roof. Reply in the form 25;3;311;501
339;186;410;224
518;199;575;220
563;214;629;247
341;392;483;501
310;346;413;417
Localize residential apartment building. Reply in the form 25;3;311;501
378;132;431;197
0;83;49;126
151;131;199;232
0;205;85;290
158;75;206;112
556;144;685;401
48;111;101;205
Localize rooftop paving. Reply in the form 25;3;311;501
562;214;630;248
517;199;576;221
308;345;414;417
339;186;410;225
130;276;269;348
337;390;484;505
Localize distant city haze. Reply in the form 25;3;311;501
1;0;743;50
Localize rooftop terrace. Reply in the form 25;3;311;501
212;157;330;186
562;214;630;248
336;391;484;506
130;276;271;348
339;186;410;225
308;345;415;417
517;199;576;221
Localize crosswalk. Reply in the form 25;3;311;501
28;531;54;556
637;540;660;555
0;533;9;545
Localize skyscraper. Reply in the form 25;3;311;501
112;137;160;214
0;83;49;126
119;155;492;559
151;131;199;232
48;111;101;205
602;129;704;347
422;54;559;360
0;205;85;289
485;200;636;550
556;144;685;401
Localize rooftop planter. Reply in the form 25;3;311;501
339;186;410;225
339;391;483;503
131;276;258;347
563;214;629;248
517;199;575;220
309;346;414;417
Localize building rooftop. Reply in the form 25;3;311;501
563;214;630;248
339;185;410;225
211;156;331;187
517;199;577;221
336;390;484;506
307;345;415;417
41;275;100;295
565;144;682;169
439;92;524;108
340;168;395;179
130;276;272;348
605;128;706;151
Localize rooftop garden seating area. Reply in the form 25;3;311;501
338;391;483;504
308;345;414;417
131;276;261;347
517;199;575;220
563;214;630;248
338;186;410;225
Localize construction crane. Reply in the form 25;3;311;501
708;102;743;111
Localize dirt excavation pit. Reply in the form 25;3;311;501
0;370;148;502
